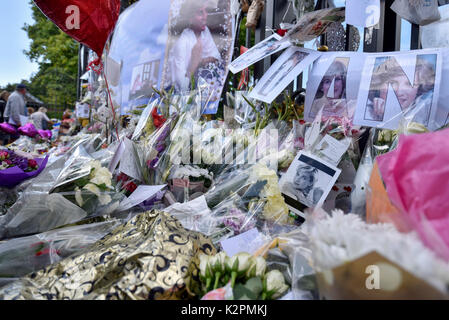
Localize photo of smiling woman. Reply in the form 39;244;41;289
309;57;350;119
364;55;437;126
162;0;233;100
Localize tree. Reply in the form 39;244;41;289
22;0;79;106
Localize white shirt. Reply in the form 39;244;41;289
169;27;221;92
4;91;26;126
30;111;50;130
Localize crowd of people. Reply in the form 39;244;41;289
0;84;76;145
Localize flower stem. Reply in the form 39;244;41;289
230;271;238;289
205;277;212;292
213;272;222;290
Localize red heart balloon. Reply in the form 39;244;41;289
33;0;120;58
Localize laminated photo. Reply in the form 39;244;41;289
229;34;291;74
353;49;443;130
279;151;341;214
161;0;234;114
249;47;321;104
305;52;365;122
108;0;234;115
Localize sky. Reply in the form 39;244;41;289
0;0;39;87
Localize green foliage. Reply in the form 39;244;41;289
21;1;78;105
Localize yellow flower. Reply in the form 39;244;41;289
251;164;292;224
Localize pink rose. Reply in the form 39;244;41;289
0;151;9;161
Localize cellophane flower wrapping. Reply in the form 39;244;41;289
0;141;121;240
0;149;49;189
0;220;120;281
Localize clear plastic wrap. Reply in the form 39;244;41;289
0;142;123;240
0;220;120;280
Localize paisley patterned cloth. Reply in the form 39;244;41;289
0;211;216;300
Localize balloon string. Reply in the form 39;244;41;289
103;73;121;143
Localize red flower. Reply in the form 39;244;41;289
152;108;166;128
332;185;339;192
299;119;306;125
28;159;38;169
35;248;61;257
117;173;129;183
123;181;137;194
276;29;287;36
344;186;352;192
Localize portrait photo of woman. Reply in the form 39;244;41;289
290;164;324;206
309;57;350;119
364;54;437;126
163;0;233;100
280;152;341;209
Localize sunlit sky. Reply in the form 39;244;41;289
0;0;414;87
0;1;39;87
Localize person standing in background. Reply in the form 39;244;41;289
0;91;10;123
31;107;52;130
4;84;28;127
4;84;28;141
0;91;11;145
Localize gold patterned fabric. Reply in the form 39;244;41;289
0;211;216;300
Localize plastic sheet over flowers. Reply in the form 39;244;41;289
0;220;120;281
0;211;215;300
0;139;122;240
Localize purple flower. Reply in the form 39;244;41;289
147;157;159;169
138;190;166;211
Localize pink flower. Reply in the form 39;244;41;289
5;159;12;165
0;150;9;161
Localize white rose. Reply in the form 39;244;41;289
98;193;112;206
90;167;113;187
227;252;253;273
210;251;228;272
246;256;267;278
83;183;100;196
199;253;211;278
264;270;288;299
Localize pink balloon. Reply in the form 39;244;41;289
18;123;39;138
0;123;17;135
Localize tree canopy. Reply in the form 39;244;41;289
1;1;79;106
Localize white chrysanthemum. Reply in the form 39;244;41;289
305;210;449;293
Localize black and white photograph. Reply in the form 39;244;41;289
229;34;291;74
353;49;443;130
249;47;321;104
279;152;341;213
